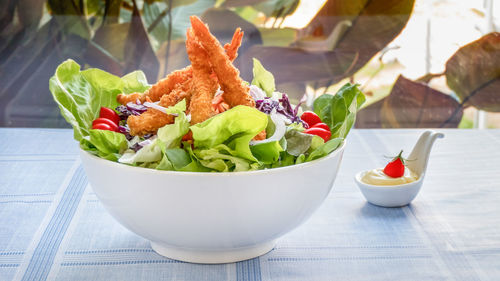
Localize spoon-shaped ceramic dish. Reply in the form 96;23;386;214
355;130;444;207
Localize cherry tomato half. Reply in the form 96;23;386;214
182;131;193;141
92;118;119;131
99;107;120;125
300;111;322;127
92;123;114;131
303;127;331;142
311;122;330;131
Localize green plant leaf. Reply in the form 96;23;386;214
250;141;283;164
251;58;276;96
92;23;130;61
259;27;297;47
49;59;150;141
356;76;463;128
284;129;314;156
306;138;342;162
200;8;263;71
313;83;365;138
445;32;500;112
47;0;93;40
242;0;415;84
123;1;159;81
104;0;123;24
143;0;215;51
86;129;128;161
220;0;267;7
253;0;299;18
17;0;45;28
190;105;268;162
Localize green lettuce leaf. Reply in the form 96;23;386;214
156;152;174;171
194;144;259;172
85;130;128;161
190;105;268;162
250;141;283;164
121;71;150;94
284;129;315;156
313;83;365;139
119;100;189;168
156;99;190;149
251;58;275;97
49;59;150;142
164;148;192;170
307;138;343;162
119;139;163;165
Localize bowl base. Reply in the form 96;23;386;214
150;240;277;264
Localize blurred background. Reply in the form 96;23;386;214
0;0;498;129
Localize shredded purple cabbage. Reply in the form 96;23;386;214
116;101;147;120
255;93;308;128
130;143;142;152
118;125;134;141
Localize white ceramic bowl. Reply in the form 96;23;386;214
354;171;424;208
79;142;345;264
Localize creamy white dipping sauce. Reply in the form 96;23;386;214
361;168;418;186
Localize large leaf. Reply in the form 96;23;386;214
143;0;215;51
219;0;267;7
92;23;130;61
0;17;70;126
259;27;297;47
17;0;45;28
104;0;123;24
356;75;463;128
241;0;414;84
47;0;93;40
445;32;500;112
253;0;299;18
123;1;159;81
201;8;262;70
354;98;385;128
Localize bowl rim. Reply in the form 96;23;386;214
79;140;346;176
354;170;423;189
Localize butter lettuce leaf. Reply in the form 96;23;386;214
190;105;268;162
251;58;275;97
306;138;343;162
85;130;128;161
49;59;150;142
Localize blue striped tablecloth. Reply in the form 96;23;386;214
1;128;500;280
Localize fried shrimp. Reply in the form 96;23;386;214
127;79;193;136
224;28;243;62
189;16;255;109
116;29;243;106
117;67;193;105
186;29;218;125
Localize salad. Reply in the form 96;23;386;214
49;16;365;173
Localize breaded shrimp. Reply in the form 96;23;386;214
117;67;192;105
186;29;218;125
127;80;193;136
224;28;243;62
190;16;255;109
117;29;242;106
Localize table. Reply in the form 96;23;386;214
1;128;500;281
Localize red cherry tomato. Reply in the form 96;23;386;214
182;131;193;141
92;123;114;131
303;127;331;142
300;111;322;127
92;118;119;131
99;107;120;125
383;150;406;178
311;122;330;131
